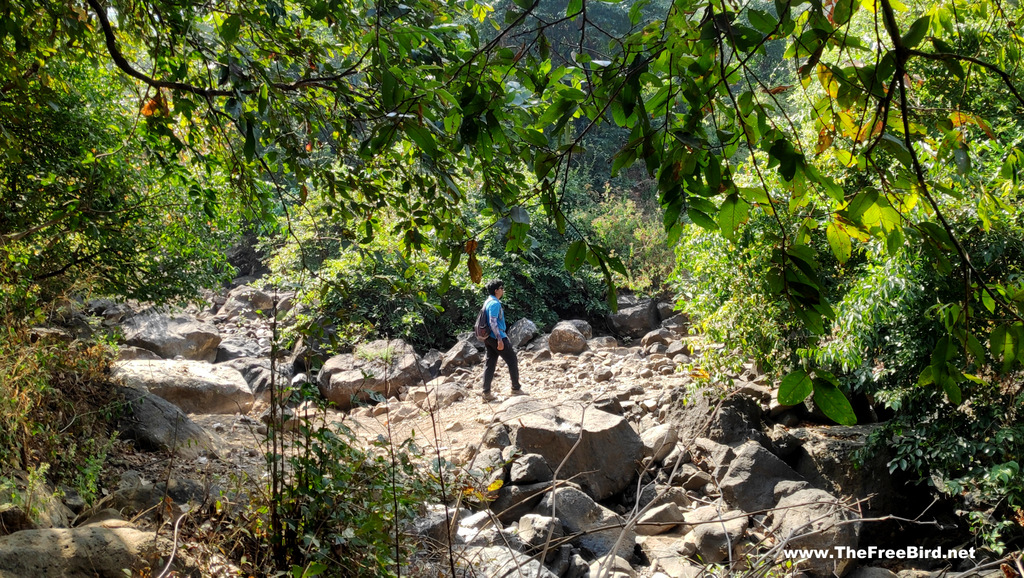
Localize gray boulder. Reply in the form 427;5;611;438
635;502;685;536
0;521;195;577
640;328;673;348
662;388;767;446
455;545;559;578
681;505;748;563
495;398;643;500
508;318;539;348
789;425;901;519
490;482;552;525
218;284;274;320
510;453;554;484
719;441;807;513
317;339;426;410
122;311;221;362
608;299;659;338
537;486;635;560
113;360;254;414
221;357;292;403
640;423;679;462
117;387;217;459
517;514;564;555
214;334;263;363
548;322;588;354
439;339;482;375
771;488;860;576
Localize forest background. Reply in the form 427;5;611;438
2;0;1024;571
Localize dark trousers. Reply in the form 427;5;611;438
482;337;520;393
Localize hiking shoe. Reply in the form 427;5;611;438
481;392;497;402
509;388;527;396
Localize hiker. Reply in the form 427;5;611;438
479;279;525;401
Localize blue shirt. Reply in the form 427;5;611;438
484;295;506;339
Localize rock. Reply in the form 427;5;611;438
589;336;618;349
494;398;643;500
317;339;426;410
636;503;685;536
508;318;539;348
221;357;291;403
771;488;860;576
510;454;554;484
218;285;273;320
0;524;194;577
537;486;635;560
789;425;901;519
532;349;552;362
682;505;748;564
419;349;442;378
121;311;221;362
106;478;211;517
439;339;482;375
113;359;254;414
566;319;593;339
719;441;807;513
656;302;676;321
116;387;217;459
594;368;614;383
609;300;659;338
214;334;263;363
517;514;564;555
456;545;559;578
590;555;636;577
549;322;588;355
640;328;674;348
408;505;456;546
641;424;679;462
416;382;469;411
115;346;161;362
490;482;551;525
662;388;767;446
641;536;704;578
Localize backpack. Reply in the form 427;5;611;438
474;305;490;341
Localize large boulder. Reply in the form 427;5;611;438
608;299;659;338
116;387;217;459
317;339;426;410
719;441;807;513
771;488;860;576
537;486;635;560
548;322;588;355
493;398;642;500
789;425;902;519
220;357;292;404
439;339;482;375
0;519;195;577
681;505;749;563
662;388;768;447
218;285;273;320
113;360;254;414
508;318;539;348
121;311;221;362
214;334;263;363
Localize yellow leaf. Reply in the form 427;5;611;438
468;254;482;284
487;480;504;492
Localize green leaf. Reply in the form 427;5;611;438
718;193;749;240
404;123;437;157
832;0;858;25
244;123;256;161
901;16;931;49
220;14;242;44
510;206;530;224
565;240;587;272
747;9;776;34
812;379;857;425
778;369;813;405
990;324;1019;373
687;208;718;231
825;222;851;264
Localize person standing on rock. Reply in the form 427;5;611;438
480;279;525;401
